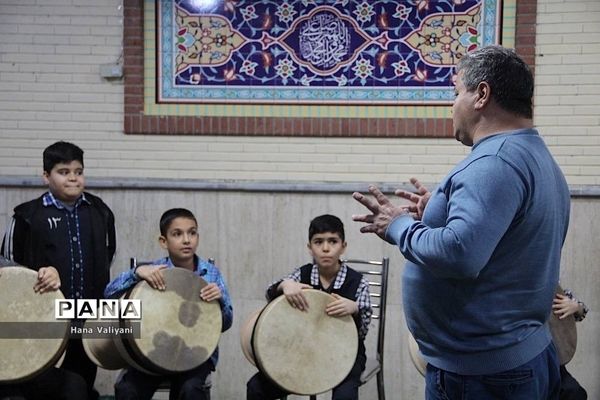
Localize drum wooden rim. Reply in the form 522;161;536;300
251;289;358;395
119;267;222;374
0;266;69;383
82;319;129;371
408;333;427;377
550;285;577;366
239;309;261;367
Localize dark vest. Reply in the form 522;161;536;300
299;263;366;356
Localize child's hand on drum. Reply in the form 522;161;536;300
325;293;358;317
553;293;582;319
136;264;167;291
280;280;312;311
34;266;61;293
200;282;222;302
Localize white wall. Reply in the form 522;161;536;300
1;188;598;399
534;0;600;185
1;0;598;186
0;0;599;398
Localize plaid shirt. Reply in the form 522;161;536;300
563;289;589;322
268;263;372;340
42;191;89;209
43;191;90;298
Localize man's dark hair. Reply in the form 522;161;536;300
308;214;345;242
43;141;84;173
159;208;197;236
456;45;534;119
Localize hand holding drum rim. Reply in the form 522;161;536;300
135;264;222;302
553;293;582;320
325;293;358;317
34;266;61;294
279;279;312;311
199;282;222;302
135;264;168;291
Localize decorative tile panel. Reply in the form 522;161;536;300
157;0;503;105
123;0;534;137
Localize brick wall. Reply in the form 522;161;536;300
0;0;598;186
534;0;600;185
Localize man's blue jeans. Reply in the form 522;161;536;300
425;343;560;400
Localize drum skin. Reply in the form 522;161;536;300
0;266;69;383
408;333;427;377
119;267;222;374
249;289;358;395
550;285;577;366
82;319;128;370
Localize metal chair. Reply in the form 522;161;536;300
281;257;390;400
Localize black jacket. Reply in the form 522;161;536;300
1;192;116;299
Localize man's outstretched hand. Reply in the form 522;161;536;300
352;185;409;242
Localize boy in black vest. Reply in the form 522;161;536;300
1;141;116;400
246;214;372;400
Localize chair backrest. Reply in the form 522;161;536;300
343;258;390;368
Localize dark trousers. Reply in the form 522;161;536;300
425;343;561;400
247;351;366;400
0;339;92;400
7;367;88;400
115;362;212;400
560;365;587;400
61;339;99;400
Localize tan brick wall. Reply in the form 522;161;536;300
0;0;598;186
534;0;600;185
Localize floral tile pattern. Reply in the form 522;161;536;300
157;0;502;105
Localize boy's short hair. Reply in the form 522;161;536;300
159;208;197;236
308;214;345;241
43;141;84;173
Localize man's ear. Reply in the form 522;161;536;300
474;81;491;110
42;171;50;185
158;235;167;249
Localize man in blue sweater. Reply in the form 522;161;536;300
352;45;570;399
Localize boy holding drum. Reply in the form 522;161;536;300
246;214;372;400
104;208;233;400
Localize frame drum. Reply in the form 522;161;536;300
549;285;577;365
408;333;427;377
0;266;69;383
242;289;358;395
82;318;128;371
117;267;222;374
